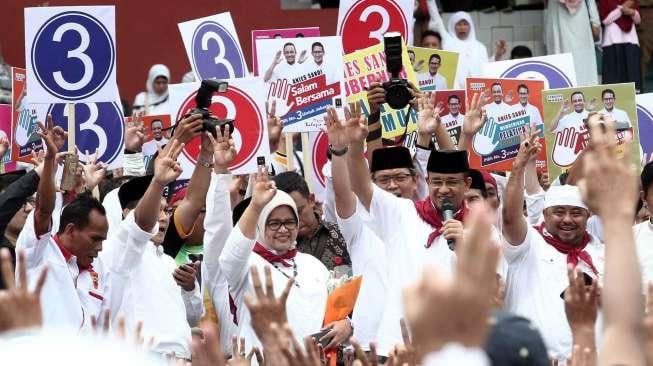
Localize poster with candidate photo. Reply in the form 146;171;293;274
408;47;458;92
542;83;639;180
256;36;345;133
251;27;320;75
124;114;171;168
466;77;546;171
433;90;466;148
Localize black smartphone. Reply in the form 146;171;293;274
559;272;594;299
310;329;331;348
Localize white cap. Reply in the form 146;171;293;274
543;185;588;210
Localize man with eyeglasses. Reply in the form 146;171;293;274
416;53;447;91
441;95;465;147
370;146;419;200
511;84;543;130
263;42;299;83
597;89;632;129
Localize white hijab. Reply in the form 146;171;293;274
144;64;170;105
255;190;299;252
444;12;490;87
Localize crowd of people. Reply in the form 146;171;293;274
1;1;653;366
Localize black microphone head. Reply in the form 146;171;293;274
441;198;455;212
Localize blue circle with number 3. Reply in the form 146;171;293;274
47;102;124;165
191;21;247;80
32;11;115;101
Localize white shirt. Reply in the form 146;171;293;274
512;102;543;127
422;344;490;366
300;59;337;85
132;92;170;117
142;137;169;157
336;199;388;351
503;226;604;360
203;173;240;356
598;107;632;128
634;220;653;290
267;61;300;83
441;112;465;147
484;101;513;121
16;210;156;332
219;226;329;357
416;72;447;91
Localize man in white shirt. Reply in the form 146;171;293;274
263;42;300;83
549;91;591;167
598;88;632;128
417;54;447;91
16;122;159;332
441;95;465;146
109;140;203;361
142;119;169;158
511;84;543;129
484;82;512;120
635;161;653;288
501;132;604;360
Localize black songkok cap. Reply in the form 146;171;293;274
232;197;252;225
0;170;27;192
370;146;414;173
118;175;153;209
426;149;469;174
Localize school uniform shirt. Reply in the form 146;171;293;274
15;210;156;332
366;183;507;355
220;226;329;357
503;226;604;360
336;199;388;351
512;102;543;127
115;240;202;359
634;220;653;291
416;72;448;91
202;172;240;356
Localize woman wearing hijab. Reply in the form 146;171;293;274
599;0;641;91
545;0;601;86
133;64;170;116
219;168;351;358
426;1;507;88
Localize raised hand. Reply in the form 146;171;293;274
173;113;203;144
564;266;599;332
0;249;48;332
561;99;571;114
587;97;597;112
275;324;323;366
462;92;487;137
494;40;507;60
82;148;107;190
325;107;348;149
191;321;227;366
125;112;146;152
36;115;67;159
274;50;283;66
344;107;368;145
366;78;386;115
266;100;284;152
350;340;378;366
513;128;541;169
417;94;443;136
250;166;277;210
153;139;184;186
205;125;237;171
244;266;294;344
298;49;308;64
267;80;296;117
227;336;263;366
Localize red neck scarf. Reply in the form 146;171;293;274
599;0;639;32
534;223;597;274
253;242;297;267
414;198;468;248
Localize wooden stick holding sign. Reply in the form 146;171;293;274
301;132;313;193
285;134;294;171
60;103;79;191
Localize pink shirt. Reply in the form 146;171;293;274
602;6;641;47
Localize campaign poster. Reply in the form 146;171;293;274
481;53;577;89
168;78;270;176
251;27;321;76
636;93;653;165
337;0;414;53
343;43;418;139
0;104;11;164
11;67;42;163
256;36;345;132
466;77;546;171
125;114;172;168
542;83;639;179
308;131;329;203
434;90;466;147
408;47;458;91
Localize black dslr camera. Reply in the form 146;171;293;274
382;32;411;110
186;79;234;137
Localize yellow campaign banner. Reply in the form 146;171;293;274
408;46;458;91
343;43;418;139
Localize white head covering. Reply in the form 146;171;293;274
255;190;298;249
443;12;490;88
144;64;170;105
544;185;588;210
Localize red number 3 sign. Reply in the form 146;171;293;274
337;0;411;54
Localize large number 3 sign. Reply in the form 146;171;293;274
339;0;409;54
31;11;115;101
191;21;248;80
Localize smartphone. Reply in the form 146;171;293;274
310;329;331;348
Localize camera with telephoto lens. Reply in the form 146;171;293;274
382;32;411;110
186;79;234;137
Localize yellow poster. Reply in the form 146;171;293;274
408;47;458;91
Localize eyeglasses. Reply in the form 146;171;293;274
428;178;464;188
375;173;412;185
267;220;298;231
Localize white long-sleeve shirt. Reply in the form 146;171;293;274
219;226;329;355
202;172;240;356
16;210;157;332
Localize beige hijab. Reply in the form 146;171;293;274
255;190;298;250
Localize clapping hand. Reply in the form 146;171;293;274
153;139;184;186
205;125;237;172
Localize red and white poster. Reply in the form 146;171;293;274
336;0;414;54
251;27;321;76
433;90;466;148
0;104;12;166
11;67;43;164
308;131;329;202
168;78;270;176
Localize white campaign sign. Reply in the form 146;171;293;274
168;78;269;176
25;6;118;103
178;12;249;82
481;53;578;90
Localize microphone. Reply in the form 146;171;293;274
441;198;456;251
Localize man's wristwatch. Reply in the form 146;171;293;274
328;144;349;157
197;157;214;168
